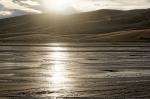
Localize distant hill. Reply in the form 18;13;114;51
0;9;150;42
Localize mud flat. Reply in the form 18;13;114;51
0;43;150;99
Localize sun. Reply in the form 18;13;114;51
43;0;73;13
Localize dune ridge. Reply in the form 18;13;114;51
0;9;150;42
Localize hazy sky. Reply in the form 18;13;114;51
0;0;150;18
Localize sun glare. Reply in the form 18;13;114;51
44;0;73;13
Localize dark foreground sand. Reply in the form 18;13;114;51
0;43;150;99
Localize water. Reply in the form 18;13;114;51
0;43;150;98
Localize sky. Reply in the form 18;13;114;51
0;0;150;18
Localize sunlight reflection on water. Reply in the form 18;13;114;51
46;45;71;95
0;43;150;98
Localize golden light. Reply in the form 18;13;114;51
50;47;68;84
43;0;73;13
46;45;70;93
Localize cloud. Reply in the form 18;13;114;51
0;0;41;18
0;0;41;13
16;0;39;6
0;11;12;17
74;0;150;11
1;0;150;18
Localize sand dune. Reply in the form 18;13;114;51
0;9;150;42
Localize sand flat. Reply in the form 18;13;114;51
0;43;150;98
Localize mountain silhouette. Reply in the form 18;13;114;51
0;9;150;42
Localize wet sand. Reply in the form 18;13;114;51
0;43;150;99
